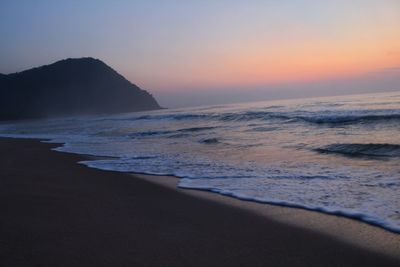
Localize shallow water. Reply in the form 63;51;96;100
1;91;399;232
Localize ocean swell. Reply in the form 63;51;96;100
99;109;400;127
314;143;400;158
297;113;400;125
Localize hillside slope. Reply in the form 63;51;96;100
0;58;161;120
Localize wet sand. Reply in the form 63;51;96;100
0;138;399;266
136;174;400;260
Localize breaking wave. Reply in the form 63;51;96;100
118;110;400;127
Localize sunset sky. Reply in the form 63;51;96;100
1;0;399;107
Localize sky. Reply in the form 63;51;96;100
1;0;399;107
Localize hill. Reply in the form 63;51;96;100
0;58;161;120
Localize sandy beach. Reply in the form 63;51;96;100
0;137;399;267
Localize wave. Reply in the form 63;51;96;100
128;130;172;138
314;143;400;158
178;126;216;132
218;112;291;122
128;126;216;139
105;110;292;123
135;113;209;121
199;138;220;144
105;108;400;128
218;110;400;126
298;113;400;125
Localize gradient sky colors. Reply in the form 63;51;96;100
1;0;399;107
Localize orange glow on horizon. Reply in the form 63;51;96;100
133;38;400;91
138;48;400;91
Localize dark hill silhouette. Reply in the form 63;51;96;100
0;58;161;120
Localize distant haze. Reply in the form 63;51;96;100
1;0;399;107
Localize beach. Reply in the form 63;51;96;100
0;137;399;267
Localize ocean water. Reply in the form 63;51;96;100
1;91;399;232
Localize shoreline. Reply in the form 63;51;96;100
1;137;399;266
135;173;400;259
21;136;400;236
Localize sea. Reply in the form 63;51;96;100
0;91;399;232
